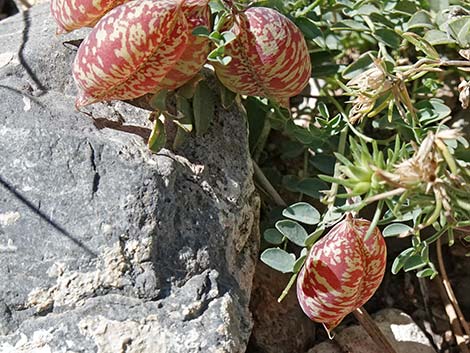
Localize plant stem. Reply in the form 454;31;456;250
364;199;383;241
297;0;322;17
253;159;397;353
325;125;349;206
436;238;470;338
252;161;286;207
352;307;398;353
277;273;298;303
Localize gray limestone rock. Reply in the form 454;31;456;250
307;308;437;353
0;4;259;352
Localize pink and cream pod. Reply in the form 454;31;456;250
296;218;387;334
71;0;210;108
212;7;312;107
50;0;130;33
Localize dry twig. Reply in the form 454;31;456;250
436;238;470;352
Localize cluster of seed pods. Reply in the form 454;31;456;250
51;0;385;335
296;217;387;334
50;0;312;108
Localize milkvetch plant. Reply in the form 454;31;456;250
255;0;470;338
51;0;470;342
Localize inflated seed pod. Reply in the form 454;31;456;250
159;0;211;90
50;0;129;33
296;217;386;334
213;7;311;107
73;0;187;108
72;0;211;108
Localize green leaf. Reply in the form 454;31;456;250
148;90;168;112
173;126;190;150
383;223;413;237
401;32;439;60
421;244;429;263
429;0;448;12
391;248;415;274
393;0;418;15
342;51;376;79
464;236;470;242
295;17;322;40
448;16;470;47
148;117;166;153
176;95;194;127
406;11;433;30
208;47;225;60
244;97;269;153
192;26;210;37
374;28;402;49
310;155;336;174
417;267;438;278
293;254;307;273
173;96;194;149
415;99;451;124
260;248;296;273
219;85;236;109
282;202;321;225
424;30;454;45
193;80;215;136
332;20;368;31
208;31;223;43
217;56;232;66
296;178;328;199
317;101;330;119
276;220;308;247
403;255;427;272
312;64;342;78
286;120;315;144
221;31;236;44
369;13;396;29
177;76;203;99
305;227;324;247
264;228;284;245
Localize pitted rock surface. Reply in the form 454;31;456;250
0;5;259;352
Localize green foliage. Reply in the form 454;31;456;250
253;0;470;283
146;0;470;286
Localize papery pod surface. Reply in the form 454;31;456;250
296;217;386;333
50;0;129;33
213;7;311;107
73;0;189;108
159;0;211;91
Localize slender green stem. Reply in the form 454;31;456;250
422;192;442;229
365;200;384;241
297;0;322;17
253;161;286;207
278;272;298;303
325;126;349;206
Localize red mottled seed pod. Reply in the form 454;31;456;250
159;0;211;91
50;0;129;33
212;7;312;107
296;217;386;334
72;0;210;108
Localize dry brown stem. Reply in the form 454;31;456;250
436;238;470;352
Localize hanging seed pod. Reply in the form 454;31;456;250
159;0;211;91
50;0;129;33
72;0;210;108
212;7;311;107
296;217;386;334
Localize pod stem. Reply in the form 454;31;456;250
352;307;398;353
253;159;397;353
